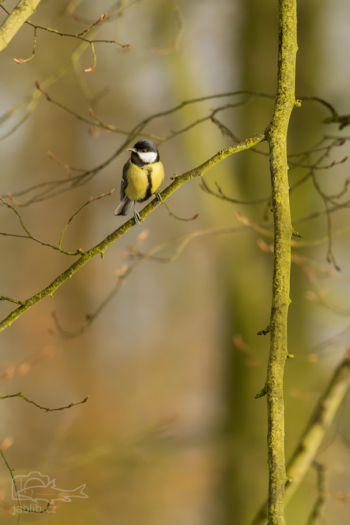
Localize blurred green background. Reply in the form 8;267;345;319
0;0;350;523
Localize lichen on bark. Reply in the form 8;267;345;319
264;1;298;524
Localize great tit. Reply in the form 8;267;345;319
114;139;164;224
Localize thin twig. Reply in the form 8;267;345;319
0;448;50;518
0;392;89;412
58;189;115;251
14;26;37;64
0;6;130;49
200;178;270;206
0;191;115;257
163;201;199;221
306;464;327;525
35;83;163;140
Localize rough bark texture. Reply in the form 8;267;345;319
0;0;41;52
265;1;298;524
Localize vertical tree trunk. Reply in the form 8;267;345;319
264;2;298;523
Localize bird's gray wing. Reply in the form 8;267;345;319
120;161;129;200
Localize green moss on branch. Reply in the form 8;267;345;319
264;1;298;524
0;130;266;333
0;0;42;52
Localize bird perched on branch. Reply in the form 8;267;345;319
114;139;164;224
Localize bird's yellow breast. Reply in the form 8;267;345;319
124;161;148;202
150;162;165;194
124;160;164;202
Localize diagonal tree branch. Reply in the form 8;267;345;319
0;130;266;333
252;351;350;525
0;0;41;52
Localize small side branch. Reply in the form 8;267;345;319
305;463;326;525
255;386;267;399
0;392;89;412
163;201;199;222
0;191;114;257
0;6;130;54
14;26;37;64
0;447;50;519
200;179;270;206
58;189;115;251
0;295;25;305
257;325;270;336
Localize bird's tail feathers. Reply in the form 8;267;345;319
114;196;132;216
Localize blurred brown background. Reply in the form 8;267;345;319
0;0;350;523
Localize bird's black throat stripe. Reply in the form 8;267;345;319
141;169;153;202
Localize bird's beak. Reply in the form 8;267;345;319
127;148;137;153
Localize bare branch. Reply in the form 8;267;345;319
0;295;25;305
14;25;36;64
200;179;270;206
35;83;163;140
305;463;327;525
58;189;115;252
163;201;199;222
0;5;130;53
0;190;115;258
52;268;130;339
0;392;89;412
0;0;41;52
252;351;350;525
0;130;266;332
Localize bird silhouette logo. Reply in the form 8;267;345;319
12;472;88;504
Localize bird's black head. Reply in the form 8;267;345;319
128;140;160;166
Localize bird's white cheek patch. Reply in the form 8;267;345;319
138;151;157;164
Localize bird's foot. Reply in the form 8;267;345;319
134;210;142;225
155;192;162;202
